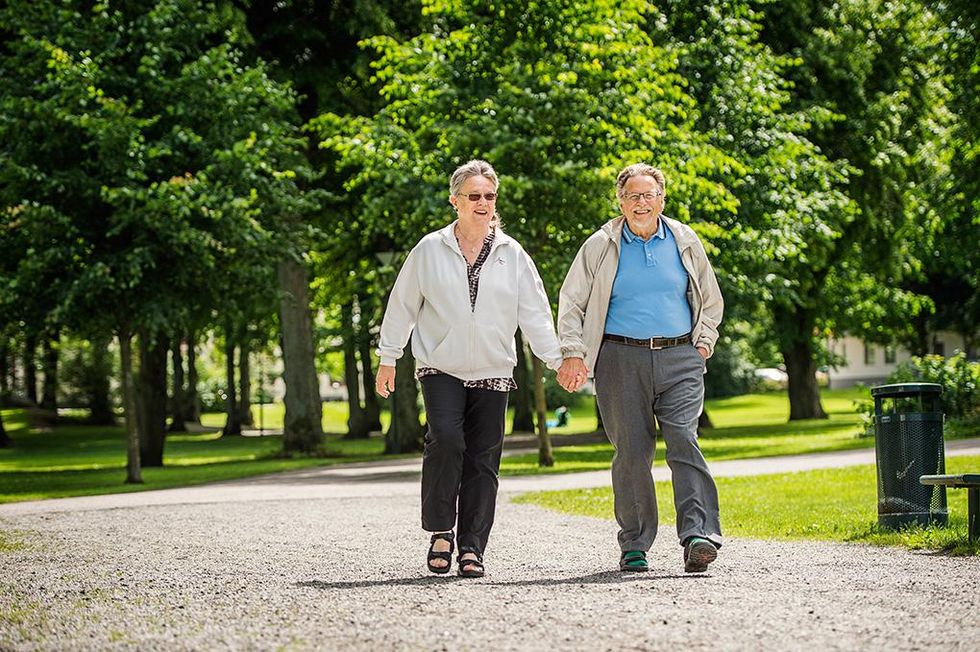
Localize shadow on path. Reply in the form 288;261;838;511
296;570;706;591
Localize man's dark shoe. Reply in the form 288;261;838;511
683;537;717;573
619;550;649;572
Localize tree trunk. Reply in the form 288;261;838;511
0;410;11;448
5;340;15;398
0;338;8;399
595;396;604;434
138;333;169;467
24;334;37;405
384;349;423;454
184;332;201;423
910;311;930;357
168;341;187;432
119;330;142;484
783;337;828;421
532;356;553;467
358;330;383;432
222;334;241;436
697;408;714;435
277;258;323;453
342;304;368;439
89;335;115;425
238;339;253;427
40;332;59;418
511;331;534;433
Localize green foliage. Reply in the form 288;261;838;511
316;0;740;299
704;330;763;399
754;0;951;344
654;0;852;325
0;0;311;342
887;354;980;422
55;337;117;409
855;353;980;438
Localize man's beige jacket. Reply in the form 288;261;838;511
558;215;724;376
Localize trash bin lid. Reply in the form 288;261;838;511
871;382;942;398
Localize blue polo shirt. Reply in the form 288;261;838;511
604;220;692;339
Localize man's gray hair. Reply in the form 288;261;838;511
616;163;666;197
449;159;499;196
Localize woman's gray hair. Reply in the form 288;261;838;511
450;159;501;225
449;159;499;195
615;163;666;197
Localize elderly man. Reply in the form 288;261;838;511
556;163;723;573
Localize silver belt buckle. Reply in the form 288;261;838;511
650;338;665;350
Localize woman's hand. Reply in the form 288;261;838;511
376;364;396;398
557;357;589;392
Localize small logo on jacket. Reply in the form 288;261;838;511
495;257;506;266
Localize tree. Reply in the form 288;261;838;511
230;0;425;446
910;0;980;352
753;0;948;418
317;0;739;460
0;1;310;474
0;413;9;448
511;332;534;433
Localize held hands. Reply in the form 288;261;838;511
696;346;708;360
376;364;396;398
557;357;589;392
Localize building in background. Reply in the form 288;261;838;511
825;331;977;388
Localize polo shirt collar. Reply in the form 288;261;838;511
622;218;667;243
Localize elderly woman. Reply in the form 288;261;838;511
375;159;566;577
557;163;724;574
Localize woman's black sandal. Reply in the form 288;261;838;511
427;532;455;574
457;552;485;578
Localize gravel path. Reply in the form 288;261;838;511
2;442;979;650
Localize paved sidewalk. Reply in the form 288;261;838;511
2;437;978;516
1;440;978;650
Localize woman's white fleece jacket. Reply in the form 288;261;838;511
378;222;564;380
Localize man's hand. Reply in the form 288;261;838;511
557;357;589;392
696;346;709;360
376;364;396;398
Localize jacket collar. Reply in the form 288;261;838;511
439;219;513;255
601;215;695;250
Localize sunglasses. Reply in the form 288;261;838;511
458;192;497;202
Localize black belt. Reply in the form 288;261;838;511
603;333;692;349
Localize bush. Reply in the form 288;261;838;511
704;334;763;398
887;354;979;421
197;376;229;413
859;354;980;438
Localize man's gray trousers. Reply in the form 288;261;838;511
594;340;722;551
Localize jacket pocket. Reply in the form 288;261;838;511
426;328;465;370
472;325;516;369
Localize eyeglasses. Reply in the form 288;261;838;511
458;192;497;202
623;191;663;202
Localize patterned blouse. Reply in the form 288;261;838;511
416;227;518;392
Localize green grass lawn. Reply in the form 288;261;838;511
513;454;980;555
0;387;903;503
0;408;390;503
500;387;870;475
199;401;384;434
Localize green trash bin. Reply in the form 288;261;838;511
871;383;947;529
